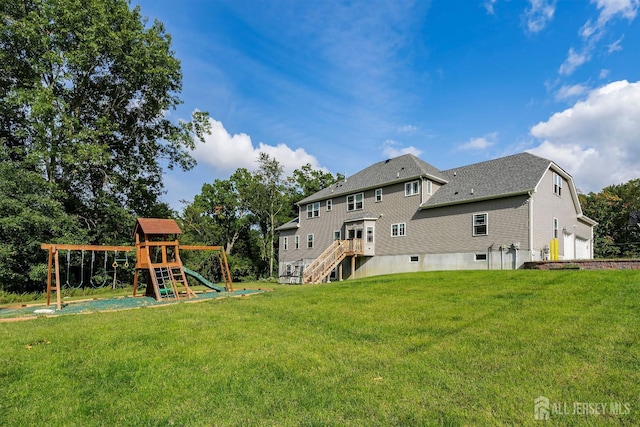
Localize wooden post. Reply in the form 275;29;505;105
45;246;53;306
351;255;356;280
53;248;61;310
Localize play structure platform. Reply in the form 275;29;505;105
41;218;233;310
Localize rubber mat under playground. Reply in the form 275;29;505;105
0;289;265;321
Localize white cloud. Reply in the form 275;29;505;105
599;68;611;79
593;0;639;25
458;132;498;151
524;0;557;33
560;0;638;75
382;139;423;158
555;83;590;101
397;124;418;135
528;80;640;192
559;47;590;76
607;35;624;53
192;117;322;176
484;0;498;15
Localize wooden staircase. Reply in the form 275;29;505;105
302;239;363;284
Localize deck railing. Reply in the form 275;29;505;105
302;239;363;284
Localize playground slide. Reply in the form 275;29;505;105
182;267;226;292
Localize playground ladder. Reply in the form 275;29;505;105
169;266;197;299
153;266;177;300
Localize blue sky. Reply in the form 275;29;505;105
133;0;640;210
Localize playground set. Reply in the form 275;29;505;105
40;218;233;310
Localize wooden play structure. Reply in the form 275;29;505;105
41;218;233;309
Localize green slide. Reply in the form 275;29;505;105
183;267;226;292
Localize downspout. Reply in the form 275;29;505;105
528;191;534;261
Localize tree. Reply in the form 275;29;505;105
0;0;209;242
0;151;85;292
580;179;640;258
0;0;209;291
286;163;343;218
243;153;288;278
188;172;253;255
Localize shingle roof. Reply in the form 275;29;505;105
298;154;447;205
422;152;552;208
275;217;300;231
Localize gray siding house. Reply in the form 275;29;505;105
276;152;596;283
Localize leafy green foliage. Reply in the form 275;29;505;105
0;0;208;291
0;152;85;292
580;179;640;258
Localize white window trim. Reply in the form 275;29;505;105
426;180;433;195
391;223;406;237
553;172;562;197
366;226;374;243
294;235;300;250
333;230;341;241
307;233;314;249
375;188;382;202
283;236;288;251
405;181;419;196
473;213;488;236
307;202;320;218
553;218;559;239
347;193;364;211
326;199;332;211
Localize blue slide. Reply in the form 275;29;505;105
183;267;226;292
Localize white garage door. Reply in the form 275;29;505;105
575;237;590;259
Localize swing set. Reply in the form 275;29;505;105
41;218;233;310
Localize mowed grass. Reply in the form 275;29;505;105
0;270;638;426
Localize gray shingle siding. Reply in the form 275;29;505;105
532;169;592;258
416;195;530;254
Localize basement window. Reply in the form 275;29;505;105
475;253;488;261
410;256;419;262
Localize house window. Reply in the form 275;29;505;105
307;234;314;249
553;172;562;196
294;235;300;249
285;264;292;276
366;226;374;243
553;218;559;239
347;193;363;211
283;236;288;251
391;223;406;237
333;230;341;241
405;181;419;196
473;213;488;236
426;180;433;195
307;202;319;218
375;188;382;202
326;199;332;211
475;253;488;261
410;255;419;262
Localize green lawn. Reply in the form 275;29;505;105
1;270;638;426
